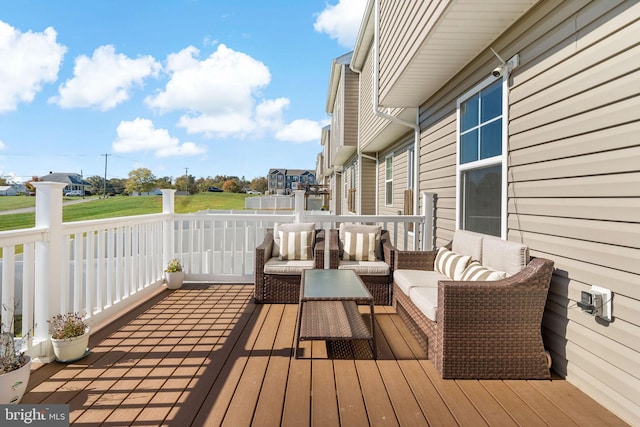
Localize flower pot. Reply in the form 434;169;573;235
165;271;185;289
51;328;90;362
0;355;31;404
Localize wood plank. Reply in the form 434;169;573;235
398;360;458;425
222;304;284;427
253;304;297;427
505;380;580;427
419;360;489;426
282;357;311;427
456;380;517;426
311;359;340;426
356;360;399;426
378;361;428;425
334;360;368;426
482;380;548;426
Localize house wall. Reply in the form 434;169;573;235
410;0;639;422
378;137;414;250
360;157;377;215
344;68;359;149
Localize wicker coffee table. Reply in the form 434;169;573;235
294;269;376;359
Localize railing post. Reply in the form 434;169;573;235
421;191;435;251
32;181;66;358
161;189;177;269
294;190;305;223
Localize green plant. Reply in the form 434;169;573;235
1;302;29;374
48;312;89;340
165;258;183;273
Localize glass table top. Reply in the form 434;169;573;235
302;269;372;300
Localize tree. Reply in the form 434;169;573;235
222;179;240;193
251;177;268;193
108;178;126;194
175;174;196;193
86;175;105;195
155;176;173;189
125;168;156;194
0;177;7;186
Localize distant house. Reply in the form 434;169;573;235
0;185;17;196
39;172;91;194
267;169;316;195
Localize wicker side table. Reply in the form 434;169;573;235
295;269;376;359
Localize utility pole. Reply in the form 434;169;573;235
102;153;111;199
184;167;189;193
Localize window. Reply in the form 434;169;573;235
385;155;393;206
457;77;505;237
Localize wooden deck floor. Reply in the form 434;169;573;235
22;284;627;426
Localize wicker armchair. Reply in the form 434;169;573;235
393;244;554;379
327;228;396;305
254;228;325;303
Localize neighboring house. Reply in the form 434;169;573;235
267;169;317;195
321;0;639;423
39;172;90;194
0;185;17;196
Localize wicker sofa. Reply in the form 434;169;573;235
393;229;554;379
254;224;326;303
327;225;396;305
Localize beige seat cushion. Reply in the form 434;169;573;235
264;257;315;275
409;287;439;322
337;260;390;276
393;269;448;295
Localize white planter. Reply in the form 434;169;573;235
165;271;185;289
0;355;31;404
51;328;90;362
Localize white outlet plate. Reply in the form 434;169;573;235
591;285;612;322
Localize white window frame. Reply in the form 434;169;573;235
455;73;509;238
407;147;415;236
385;154;393;206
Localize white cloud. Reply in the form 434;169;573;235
112;118;206;158
0;139;5;150
0;20;66;113
147;43;326;143
276;119;330;143
50;45;160;111
314;0;367;48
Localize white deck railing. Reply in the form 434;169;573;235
0;184;433;361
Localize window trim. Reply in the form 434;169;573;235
455;73;508;238
385;154;393;207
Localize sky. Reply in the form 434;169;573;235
0;0;367;183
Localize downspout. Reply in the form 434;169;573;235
372;0;420;245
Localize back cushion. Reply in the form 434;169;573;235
434;247;472;280
272;223;315;258
339;224;382;259
482;237;529;276
342;231;377;261
279;230;314;260
451;229;483;262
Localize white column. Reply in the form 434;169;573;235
294;190;305;223
421;191;435;251
32;181;67;356
161;189;177;269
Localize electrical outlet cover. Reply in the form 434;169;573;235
591;286;612;322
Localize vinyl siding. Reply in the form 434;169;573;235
412;0;640;423
360;157;377;215
344;69;359;148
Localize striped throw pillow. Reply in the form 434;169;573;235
434;247;471;280
343;231;377;261
459;261;507;281
278;230;314;260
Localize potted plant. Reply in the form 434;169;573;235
165;258;185;289
48;312;90;362
1;303;31;404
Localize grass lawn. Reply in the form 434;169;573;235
0;193;250;232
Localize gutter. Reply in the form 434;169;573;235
351;0;420;240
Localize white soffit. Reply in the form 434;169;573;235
380;0;539;107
